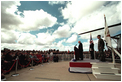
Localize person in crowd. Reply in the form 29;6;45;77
29;52;33;58
46;53;49;62
50;51;53;61
43;53;48;63
53;54;59;62
89;41;94;59
14;51;22;69
97;35;105;62
19;52;26;67
78;41;83;60
1;52;6;80
36;52;42;64
56;54;59;62
1;73;6;81
11;52;16;70
28;52;34;66
3;51;13;74
33;53;39;65
24;51;30;67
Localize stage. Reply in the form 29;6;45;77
69;58;100;73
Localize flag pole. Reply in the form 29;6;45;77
112;49;115;63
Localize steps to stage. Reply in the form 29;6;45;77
91;62;121;80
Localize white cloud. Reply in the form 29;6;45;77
48;1;66;5
1;1;57;32
59;22;65;26
1;43;26;50
1;28;20;43
18;9;57;31
57;39;66;47
60;1;107;25
53;25;72;39
17;33;36;44
69;1;121;40
1;43;42;50
55;39;74;51
36;32;55;45
64;46;73;51
66;34;77;43
1;1;23;30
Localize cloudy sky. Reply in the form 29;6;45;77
1;1;121;51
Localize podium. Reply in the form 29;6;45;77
69;45;100;73
74;46;79;60
69;59;100;73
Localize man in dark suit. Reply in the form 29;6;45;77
89;41;94;59
97;35;105;61
78;41;83;60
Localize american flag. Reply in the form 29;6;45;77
90;33;93;43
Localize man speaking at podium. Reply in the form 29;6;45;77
78;41;83;60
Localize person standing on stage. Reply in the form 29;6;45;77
97;35;105;61
78;41;83;60
89;41;94;59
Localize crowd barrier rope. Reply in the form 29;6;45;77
1;60;16;73
33;58;42;63
18;59;32;67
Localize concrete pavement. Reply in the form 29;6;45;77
3;61;121;81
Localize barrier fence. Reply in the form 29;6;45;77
49;53;91;61
52;54;74;61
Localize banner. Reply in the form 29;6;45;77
104;15;112;48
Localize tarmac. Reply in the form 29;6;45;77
3;60;121;81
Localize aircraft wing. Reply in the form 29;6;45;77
78;23;121;35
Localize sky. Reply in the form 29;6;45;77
1;1;121;51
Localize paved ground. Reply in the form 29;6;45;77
4;61;121;81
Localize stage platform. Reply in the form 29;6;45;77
69;58;100;73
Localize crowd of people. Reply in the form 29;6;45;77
1;48;75;80
1;50;45;80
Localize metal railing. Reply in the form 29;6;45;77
48;53;91;61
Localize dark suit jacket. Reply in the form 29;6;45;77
90;43;94;51
78;43;83;53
